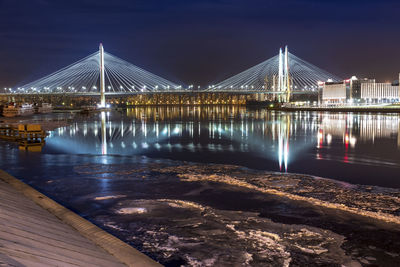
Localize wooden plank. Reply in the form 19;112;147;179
0;247;82;267
0;170;162;267
0;191;52;213
0;181;126;266
0;235;125;267
0;225;124;262
0;202;63;224
0;214;95;247
0;209;87;236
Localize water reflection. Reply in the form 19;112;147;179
101;112;107;155
46;106;400;178
278;115;290;172
319;113;400;145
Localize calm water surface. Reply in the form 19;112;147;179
1;106;400;266
44;106;400;188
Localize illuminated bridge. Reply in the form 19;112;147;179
13;44;181;95
1;45;341;105
207;46;341;102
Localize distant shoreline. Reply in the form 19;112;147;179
269;106;400;113
2;104;397;114
244;103;400;113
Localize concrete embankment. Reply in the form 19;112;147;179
0;169;161;267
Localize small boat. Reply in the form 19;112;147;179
3;103;34;117
34;103;53;114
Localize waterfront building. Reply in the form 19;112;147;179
361;82;399;102
321;81;348;104
322;75;400;105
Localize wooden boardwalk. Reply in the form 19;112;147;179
0;170;161;267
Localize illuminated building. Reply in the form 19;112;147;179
361;82;399;102
322;75;400;105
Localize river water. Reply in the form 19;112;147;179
1;106;400;266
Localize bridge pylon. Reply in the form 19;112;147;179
99;43;106;107
278;46;291;102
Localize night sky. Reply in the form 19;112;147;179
0;0;399;88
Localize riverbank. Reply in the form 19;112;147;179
279;106;400;113
0;169;160;266
247;103;400;113
4;104;400;118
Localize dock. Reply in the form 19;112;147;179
0;170;161;267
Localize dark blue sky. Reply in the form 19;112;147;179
0;0;399;87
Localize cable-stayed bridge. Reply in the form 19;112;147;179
207;46;341;101
14;44;181;95
1;44;341;104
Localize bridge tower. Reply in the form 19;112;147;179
99;43;106;107
278;46;291;102
278;48;284;102
284;46;291;102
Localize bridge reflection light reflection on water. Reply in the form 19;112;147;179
46;107;400;174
